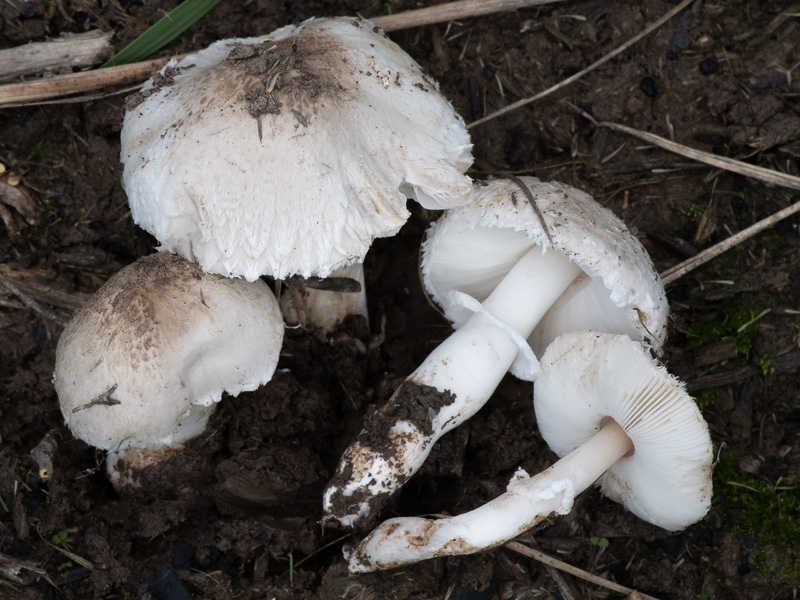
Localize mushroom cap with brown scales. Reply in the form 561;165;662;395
120;17;473;282
53;252;284;488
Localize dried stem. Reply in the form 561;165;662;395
0;0;565;107
0;272;68;324
661;200;800;284
374;0;563;32
505;541;662;600
468;0;698;129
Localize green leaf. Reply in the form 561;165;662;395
51;529;68;545
102;0;222;68
589;536;609;548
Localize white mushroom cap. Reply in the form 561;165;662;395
535;331;713;531
121;17;473;281
53;252;284;485
421;177;668;376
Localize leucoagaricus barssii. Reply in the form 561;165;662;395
324;177;668;527
347;331;713;572
53;252;284;488
120;16;473;333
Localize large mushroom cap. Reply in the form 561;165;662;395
421;177;669;366
121;17;473;281
535;331;713;531
54;252;284;477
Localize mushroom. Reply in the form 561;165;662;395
120;16;473;333
53;252;284;488
347;331;713;572
323;177;668;527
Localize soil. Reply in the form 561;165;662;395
1;1;800;599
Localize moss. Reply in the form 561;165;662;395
714;454;800;582
754;233;784;258
694;388;720;410
686;306;766;362
27;141;53;161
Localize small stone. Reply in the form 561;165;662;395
639;77;658;98
666;48;678;61
671;32;691;50
699;57;717;76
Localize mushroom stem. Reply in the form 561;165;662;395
280;263;369;333
348;419;633;573
324;246;583;526
413;246;581;404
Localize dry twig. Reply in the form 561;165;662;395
567;105;800;283
0;272;68;324
505;541;662;600
468;0;698;129
0;30;114;81
661;200;800;284
0;57;175;107
588;118;800;194
0;0;564;107
0;264;89;312
373;0;563;31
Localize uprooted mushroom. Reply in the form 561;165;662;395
348;331;713;572
120;16;473;334
323;176;668;527
53;252;284;488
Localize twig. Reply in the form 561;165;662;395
0;57;175;107
467;0;698;129
373;0;563;32
0;263;90;312
0;550;50;584
586;117;800;193
564;105;800;283
0;30;114;81
505;541;662;600
661;200;800;284
0;0;563;108
45;540;94;571
0;271;68;324
687;351;800;393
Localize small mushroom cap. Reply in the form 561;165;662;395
535;331;713;531
421;177;668;371
54;252;284;454
121;17;473;281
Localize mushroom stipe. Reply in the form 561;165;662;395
346;331;713;572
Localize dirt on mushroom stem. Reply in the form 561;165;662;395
1;1;799;599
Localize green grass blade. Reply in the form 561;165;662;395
102;0;222;68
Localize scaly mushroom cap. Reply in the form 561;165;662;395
535;331;713;531
121;17;473;281
54;253;284;461
421;177;668;373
